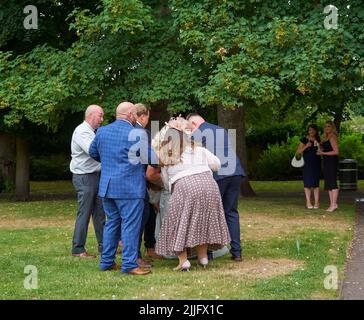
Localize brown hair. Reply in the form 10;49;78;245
308;124;320;142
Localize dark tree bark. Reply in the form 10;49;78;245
217;106;256;197
334;106;343;134
0;132;16;185
15;137;30;201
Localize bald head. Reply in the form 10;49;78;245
186;113;205;132
116;101;137;125
85;104;104;129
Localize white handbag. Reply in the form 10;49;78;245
291;153;304;168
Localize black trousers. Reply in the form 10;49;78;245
144;203;157;249
138;200;153;258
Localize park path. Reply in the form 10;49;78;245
340;199;364;300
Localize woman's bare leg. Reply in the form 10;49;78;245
196;244;208;260
313;187;320;207
173;250;190;271
332;189;339;208
304;188;312;208
327;190;333;210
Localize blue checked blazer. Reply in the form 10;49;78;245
89;119;152;199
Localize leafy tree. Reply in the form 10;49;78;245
1;0;363;200
169;0;363;193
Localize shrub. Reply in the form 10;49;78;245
252;136;302;180
30;154;71;181
246;123;303;148
339;133;364;177
0;173;15;193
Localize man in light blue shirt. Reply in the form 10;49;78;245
70;105;105;258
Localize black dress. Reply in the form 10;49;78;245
301;137;321;188
322;139;338;190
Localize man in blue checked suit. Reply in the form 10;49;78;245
89;101;157;275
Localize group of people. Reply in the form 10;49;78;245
296;121;340;212
69;102;245;275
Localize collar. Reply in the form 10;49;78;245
84;120;95;132
118;118;134;126
198;121;207;130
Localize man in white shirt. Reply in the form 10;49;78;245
70;105;106;258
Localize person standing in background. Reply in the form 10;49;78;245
296;124;321;209
70;105;106;258
317;121;340;212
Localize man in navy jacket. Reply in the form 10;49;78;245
187;113;245;261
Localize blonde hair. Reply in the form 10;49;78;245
152;117;199;166
152;124;170;152
158;128;193;166
152;117;192;152
324;120;338;138
134;103;150;117
167;116;192;134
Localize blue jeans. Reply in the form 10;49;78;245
100;198;143;273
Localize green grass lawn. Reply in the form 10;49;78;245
250;179;364;193
0;180;361;300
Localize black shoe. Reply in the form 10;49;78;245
231;255;243;262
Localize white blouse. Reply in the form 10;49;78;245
161;146;221;192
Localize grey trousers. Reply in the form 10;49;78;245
154;190;171;242
72;172;105;254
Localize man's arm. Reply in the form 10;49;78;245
74;130;94;155
89;134;100;162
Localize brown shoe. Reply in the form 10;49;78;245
127;267;151;275
146;248;164;260
137;258;153;268
72;252;96;258
102;263;120;271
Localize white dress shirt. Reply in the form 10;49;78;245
162;146;221;192
70;121;101;174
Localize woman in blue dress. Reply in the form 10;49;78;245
296;124;321;209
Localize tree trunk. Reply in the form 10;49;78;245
334;106;343;134
15;137;30;201
0;132;16;185
217;106;256;197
